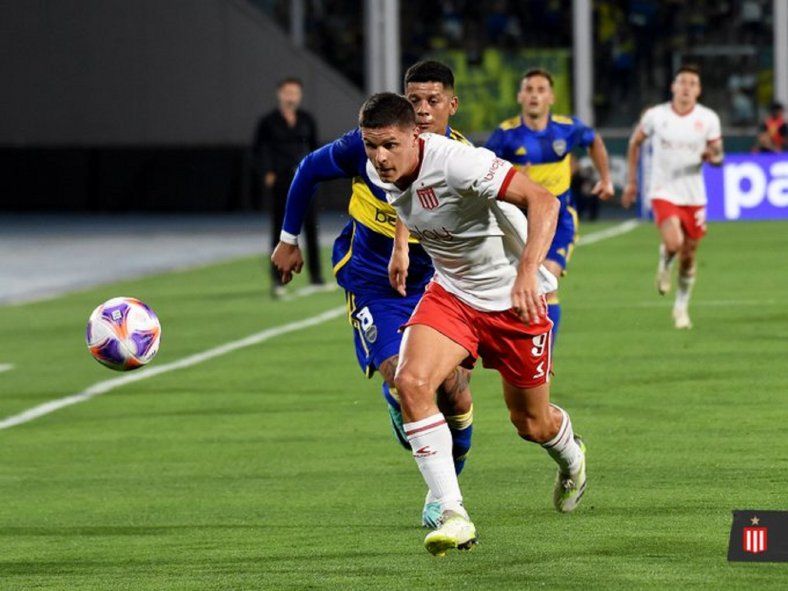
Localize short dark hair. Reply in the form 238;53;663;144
404;60;455;90
521;68;554;88
770;101;784;113
277;77;303;89
674;64;701;80
359;92;417;129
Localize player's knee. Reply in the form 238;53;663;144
393;370;432;403
664;235;683;255
510;410;553;443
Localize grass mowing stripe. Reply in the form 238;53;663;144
0;306;346;431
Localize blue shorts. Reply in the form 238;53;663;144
345;290;422;377
546;195;578;272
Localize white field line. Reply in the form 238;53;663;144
0;364;14;374
0;306;346;431
281;283;339;301
578;219;640;245
0;218;640;432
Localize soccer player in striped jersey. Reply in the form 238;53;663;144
485;68;614;345
622;65;724;329
361;93;587;555
271;61;474;528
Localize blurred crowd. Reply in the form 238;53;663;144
254;0;775;131
594;0;773;127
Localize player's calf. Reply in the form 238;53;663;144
510;407;559;444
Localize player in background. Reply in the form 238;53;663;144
271;61;474;528
622;65;724;329
485;69;614;345
363;93;588;556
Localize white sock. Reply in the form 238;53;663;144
542;405;583;474
675;272;695;309
660;243;676;269
405;414;466;516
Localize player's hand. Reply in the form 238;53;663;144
511;269;546;325
701;147;723;166
264;172;276;188
591;179;615;201
621;183;638;209
271;241;303;284
388;247;409;297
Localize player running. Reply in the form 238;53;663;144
485;68;614;344
622;65;724;329
271;61;474;528
361;93;588;556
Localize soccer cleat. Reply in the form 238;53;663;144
673;306;692;329
655;244;672;295
421;493;442;529
424;511;477;556
553;436;587;513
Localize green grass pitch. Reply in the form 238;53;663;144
0;220;785;589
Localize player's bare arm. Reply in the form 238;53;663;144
500;172;559;323
702;138;724;166
622;127;648;208
271;241;304;283
588;134;615;200
388;217;410;296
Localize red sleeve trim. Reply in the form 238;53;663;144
496;167;517;200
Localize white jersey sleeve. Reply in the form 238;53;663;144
639;106;657;136
444;145;515;201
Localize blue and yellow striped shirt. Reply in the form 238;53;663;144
484;114;595;199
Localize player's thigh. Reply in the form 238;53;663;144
658;216;683;250
652;200;684;250
397;324;470;393
346;291;418;380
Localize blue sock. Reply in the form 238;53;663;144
381;382;410;450
448;423;473;476
548;301;561;346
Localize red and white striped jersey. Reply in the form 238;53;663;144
366;133;557;311
639;102;722;206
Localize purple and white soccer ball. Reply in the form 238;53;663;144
86;297;161;371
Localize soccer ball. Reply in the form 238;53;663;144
86;297;161;371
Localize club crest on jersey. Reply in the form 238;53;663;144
552;139;567;156
416;186;439;210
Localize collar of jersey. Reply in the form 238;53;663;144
520;114;552;135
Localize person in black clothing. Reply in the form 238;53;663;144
252;78;324;297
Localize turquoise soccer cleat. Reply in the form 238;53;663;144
421;495;442;529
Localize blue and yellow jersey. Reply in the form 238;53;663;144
484;114;595;199
282;126;471;297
